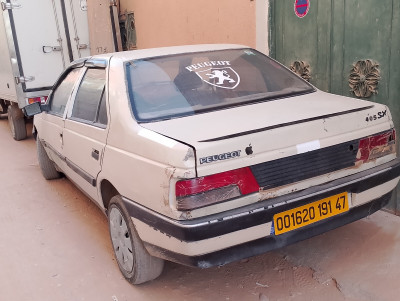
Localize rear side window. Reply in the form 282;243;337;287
50;68;82;116
71;68;107;126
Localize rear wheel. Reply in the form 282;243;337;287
108;195;164;284
8;104;26;141
36;136;61;180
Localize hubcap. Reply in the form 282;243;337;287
109;207;134;273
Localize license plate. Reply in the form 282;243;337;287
273;192;349;235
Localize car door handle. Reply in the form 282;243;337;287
92;149;100;160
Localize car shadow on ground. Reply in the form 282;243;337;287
134;215;396;301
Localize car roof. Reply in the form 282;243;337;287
88;44;248;62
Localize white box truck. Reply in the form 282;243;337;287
0;0;90;140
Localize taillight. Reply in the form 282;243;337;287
357;129;396;163
27;96;47;105
175;167;259;211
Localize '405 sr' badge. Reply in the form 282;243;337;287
294;0;310;18
196;67;240;89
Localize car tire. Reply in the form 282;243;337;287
8;104;27;141
108;195;164;285
36;136;62;180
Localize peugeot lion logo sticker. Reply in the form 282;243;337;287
196;67;240;89
185;61;240;90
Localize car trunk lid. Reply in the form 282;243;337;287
142;90;392;177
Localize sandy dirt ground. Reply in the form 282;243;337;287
1;115;400;301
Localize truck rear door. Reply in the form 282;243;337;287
61;0;90;59
3;0;90;94
3;0;70;92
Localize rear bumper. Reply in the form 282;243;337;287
145;192;391;267
123;158;400;268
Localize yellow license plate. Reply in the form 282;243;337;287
273;192;349;235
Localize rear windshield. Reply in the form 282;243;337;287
126;48;315;122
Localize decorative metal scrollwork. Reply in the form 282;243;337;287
290;61;311;81
349;60;380;98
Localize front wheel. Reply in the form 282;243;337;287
36;136;61;180
108;195;164;284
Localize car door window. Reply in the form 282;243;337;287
71;68;107;126
50;68;82;116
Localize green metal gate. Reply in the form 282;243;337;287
270;0;400;212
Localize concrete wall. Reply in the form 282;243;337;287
119;0;261;50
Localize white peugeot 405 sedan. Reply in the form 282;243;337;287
25;44;400;284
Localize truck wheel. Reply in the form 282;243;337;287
8;104;27;141
108;195;164;285
36;136;61;180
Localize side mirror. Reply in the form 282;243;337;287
23;102;49;117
